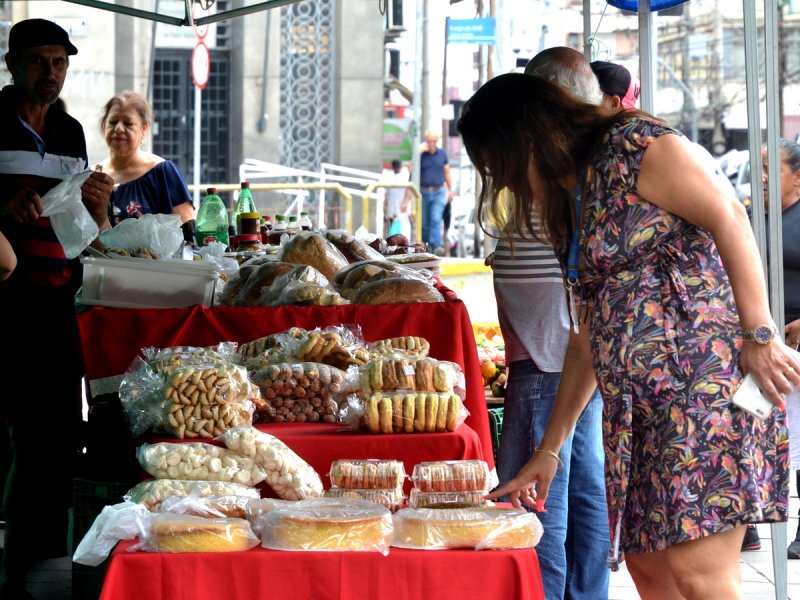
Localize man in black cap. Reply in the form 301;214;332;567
0;18;113;598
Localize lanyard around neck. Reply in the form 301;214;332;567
566;175;584;289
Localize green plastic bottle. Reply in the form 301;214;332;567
195;187;229;247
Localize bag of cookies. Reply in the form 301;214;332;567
358;355;463;395
339;392;469;435
136;441;267;486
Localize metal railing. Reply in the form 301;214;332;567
363;182;422;241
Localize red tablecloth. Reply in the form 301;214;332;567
256;422;482;495
100;540;544;600
77;300;493;471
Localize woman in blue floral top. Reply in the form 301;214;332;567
460;73;793;599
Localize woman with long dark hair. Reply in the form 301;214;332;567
459;73;792;599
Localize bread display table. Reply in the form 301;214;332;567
77;300;494;472
99;539;545;600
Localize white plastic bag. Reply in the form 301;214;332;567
40;170;98;258
72;501;151;566
99;213;184;258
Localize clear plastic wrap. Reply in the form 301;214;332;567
323;229;385;263
158;494;253;519
125;479;261;511
323;488;404;513
277;231;350;280
391;507;543;550
349;277;444;305
281;326;370;370
238;328;308;360
245;498;297;536
268;280;348;307
328;459;406;489
257;265;331;306
367;336;431;358
333;260;433;300
411;460;490;493
139;513;260;553
341;392;469;435
98;213;184;259
248;361;348;423
221;426;323;500
408;488;491;509
136;442;267;486
358;356;462;394
218;260;296;307
258;498;393;554
143;345;228;373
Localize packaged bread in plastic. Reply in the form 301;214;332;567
391;507;542;550
368;336;430;358
269;280;348;307
143;345;230;373
137;442;267;486
159;363;259;438
277;231;349;280
221;426;323;500
158;494;253;519
249;361;347;423
258;498;394;554
140;513;259;553
328;459;406;489
257;264;332;306
359;356;461;394
342;392;469;435
282;326;370;370
323;229;384;263
349;277;444;305
332;259;427;288
125;479;261;511
238;328;308;360
323;488;404;513
219;261;296;306
411;460;490;493
245;498;297;536
408;488;490;509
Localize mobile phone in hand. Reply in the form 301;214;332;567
732;374;774;419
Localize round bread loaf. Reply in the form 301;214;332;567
260;498;393;552
391;507;542;550
148;515;259;553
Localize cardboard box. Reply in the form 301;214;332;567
78;256;220;308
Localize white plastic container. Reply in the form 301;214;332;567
78;256;220;308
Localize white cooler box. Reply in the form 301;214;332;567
78;256;220;308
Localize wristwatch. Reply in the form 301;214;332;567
741;324;777;344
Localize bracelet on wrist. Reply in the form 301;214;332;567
534;447;563;468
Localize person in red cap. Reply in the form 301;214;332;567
0;18;114;598
590;60;641;111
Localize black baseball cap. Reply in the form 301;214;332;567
8;19;79;56
591;60;640;109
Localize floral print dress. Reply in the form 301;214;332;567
575;118;788;567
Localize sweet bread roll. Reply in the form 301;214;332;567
146;514;259;553
329;459;406;489
260;498;393;553
391;507;542;550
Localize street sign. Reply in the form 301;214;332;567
447;18;496;45
192;2;210;39
192;41;210;90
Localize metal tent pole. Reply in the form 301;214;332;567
637;0;655;114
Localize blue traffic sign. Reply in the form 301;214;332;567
447;18;496;45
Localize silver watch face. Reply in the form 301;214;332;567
753;324;776;344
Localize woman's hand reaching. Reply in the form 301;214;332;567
485;450;560;511
739;337;800;406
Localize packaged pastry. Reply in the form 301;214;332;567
411;460;490;493
276;231;349;280
141;513;259;553
391;507;542;550
322;229;384;263
222;426;323;500
125;479;261;511
158;494;252;519
245;498;297;536
259;498;393;554
238;328;308;359
248;361;347;423
328;459;406;489
408;488;490;509
323;487;405;513
136;442;267;486
351;392;468;435
359;357;460;394
349;278;444;305
368;336;431;358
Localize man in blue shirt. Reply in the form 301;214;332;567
419;132;454;255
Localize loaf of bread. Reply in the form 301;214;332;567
323;229;384;263
329;459;406;489
145;514;259;553
259;498;393;554
349;278;444;305
411;460;490;493
278;232;349;280
221;261;296;307
391;507;542;550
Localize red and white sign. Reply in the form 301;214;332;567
192;41;210;90
192;2;210;39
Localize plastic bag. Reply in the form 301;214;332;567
136;441;267;486
125;479;261;511
277;231;349;280
158;494;252;519
137;513;259;553
40;170;97;258
281;326;370;369
323;229;384;263
222;426;324;500
99;213;184;258
359;356;464;395
73;501;150;566
340;391;469;435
